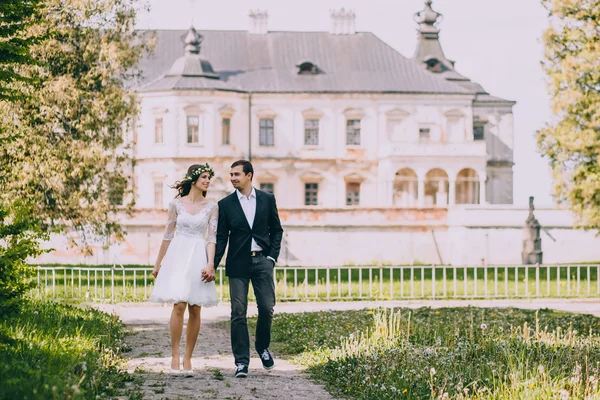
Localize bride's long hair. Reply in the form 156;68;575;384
171;164;213;198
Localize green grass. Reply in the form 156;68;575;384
253;307;600;399
0;299;137;400
33;265;600;302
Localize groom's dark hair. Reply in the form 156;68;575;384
231;160;254;180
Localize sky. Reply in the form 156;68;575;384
136;0;555;207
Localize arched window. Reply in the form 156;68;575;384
456;169;480;204
393;168;418;207
424;169;449;206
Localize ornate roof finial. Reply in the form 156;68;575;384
414;0;442;29
184;26;203;55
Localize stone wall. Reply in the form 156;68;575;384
34;206;600;266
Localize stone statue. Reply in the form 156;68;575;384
522;196;543;264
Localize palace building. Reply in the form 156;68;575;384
37;1;600;267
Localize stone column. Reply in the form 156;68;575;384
380;179;394;207
479;173;487;204
448;179;456;206
417;179;425;207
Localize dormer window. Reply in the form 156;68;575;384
297;62;318;75
425;58;443;73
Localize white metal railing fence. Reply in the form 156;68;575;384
32;264;600;302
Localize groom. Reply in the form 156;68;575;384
212;160;284;378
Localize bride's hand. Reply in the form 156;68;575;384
201;264;216;283
152;266;160;278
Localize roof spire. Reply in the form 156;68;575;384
412;0;470;81
415;0;442;32
163;25;218;79
184;26;202;55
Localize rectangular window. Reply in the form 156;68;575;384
222;117;231;145
109;182;125;206
346;183;360;206
259;118;274;146
154;117;163;143
304;119;319;146
304;183;318;206
153;179;164;207
419;127;431;143
346;119;361;146
187;115;200;143
260;182;274;194
473;125;484;141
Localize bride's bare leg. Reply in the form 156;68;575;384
183;304;201;370
170;302;187;369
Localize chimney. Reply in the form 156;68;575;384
329;8;356;35
249;9;268;35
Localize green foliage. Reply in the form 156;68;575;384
0;0;150;307
0;0;45;100
0;0;150;251
263;307;600;399
0;201;48;311
538;0;600;230
0;299;134;399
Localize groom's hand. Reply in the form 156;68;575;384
201;264;216;283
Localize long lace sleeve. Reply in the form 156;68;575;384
163;200;178;241
206;203;218;244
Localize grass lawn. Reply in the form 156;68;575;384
250;307;600;399
0;299;138;400
34;264;600;302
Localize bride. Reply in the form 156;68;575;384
149;163;218;376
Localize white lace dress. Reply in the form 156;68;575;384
149;198;219;307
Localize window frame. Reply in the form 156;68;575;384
259;118;275;147
346;119;362;146
186;115;201;144
304;118;320;146
304;182;319;206
345;182;360;206
260;182;275;195
222;117;231;145
154;117;164;144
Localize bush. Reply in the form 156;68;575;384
0;201;48;312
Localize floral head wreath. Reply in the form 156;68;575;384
185;163;215;180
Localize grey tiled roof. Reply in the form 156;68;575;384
134;30;473;94
140;76;243;92
474;94;516;105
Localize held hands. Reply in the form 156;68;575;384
201;263;216;283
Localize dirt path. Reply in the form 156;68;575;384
99;299;600;399
121;308;336;400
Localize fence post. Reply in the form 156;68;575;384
111;265;115;302
535;264;540;297
525;264;529;297
219;266;223;301
284;267;288;300
37;267;41;297
326;266;330;301
52;269;56;298
431;265;436;300
473;266;478;298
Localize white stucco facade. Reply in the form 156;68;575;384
133;92;513;211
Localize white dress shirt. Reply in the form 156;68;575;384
237;188;262;251
236;188;276;264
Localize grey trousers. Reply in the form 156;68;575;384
229;255;276;366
